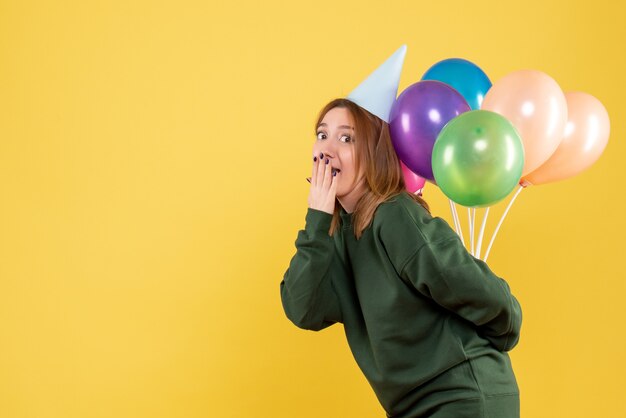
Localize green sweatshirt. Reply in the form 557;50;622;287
280;192;522;416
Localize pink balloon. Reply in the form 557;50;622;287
482;69;567;176
522;91;610;186
401;160;426;193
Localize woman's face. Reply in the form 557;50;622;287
313;106;366;200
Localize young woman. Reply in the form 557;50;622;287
280;98;522;418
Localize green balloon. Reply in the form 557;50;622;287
432;110;524;207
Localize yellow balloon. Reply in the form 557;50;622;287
522;91;610;186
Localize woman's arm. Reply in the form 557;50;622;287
280;208;343;331
379;202;522;351
399;230;522;351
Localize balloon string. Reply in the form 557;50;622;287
472;208;476;255
454;203;465;247
484;184;525;262
470;208;476;256
448;199;457;233
449;200;465;246
476;207;490;260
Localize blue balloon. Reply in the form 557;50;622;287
421;58;492;110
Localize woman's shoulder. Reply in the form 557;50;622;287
373;192;456;245
374;192;430;224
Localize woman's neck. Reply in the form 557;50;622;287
337;177;367;214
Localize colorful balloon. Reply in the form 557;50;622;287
481;69;567;176
422;58;492;110
401;160;426;193
432;110;525;207
522;91;610;186
389;80;471;182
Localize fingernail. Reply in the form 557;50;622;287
325;158;329;164
319;152;324;158
333;172;337;177
313;156;317;162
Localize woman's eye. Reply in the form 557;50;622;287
340;135;352;143
316;132;326;140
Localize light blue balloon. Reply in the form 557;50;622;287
421;58;492;110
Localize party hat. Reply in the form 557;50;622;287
347;44;407;123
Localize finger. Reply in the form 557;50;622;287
315;154;326;186
322;156;332;189
311;154;318;187
328;171;338;197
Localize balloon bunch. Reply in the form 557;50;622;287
389;58;611;261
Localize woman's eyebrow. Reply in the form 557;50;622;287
317;123;354;130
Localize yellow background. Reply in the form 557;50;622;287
1;0;624;417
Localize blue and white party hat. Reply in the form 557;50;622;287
347;44;407;123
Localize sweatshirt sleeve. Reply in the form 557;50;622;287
279;208;343;331
378;202;522;352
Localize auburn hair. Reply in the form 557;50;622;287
315;98;431;239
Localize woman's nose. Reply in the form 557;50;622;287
314;146;334;160
320;141;337;157
314;150;333;161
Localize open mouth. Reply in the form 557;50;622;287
332;168;341;175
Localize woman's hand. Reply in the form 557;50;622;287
307;153;337;215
